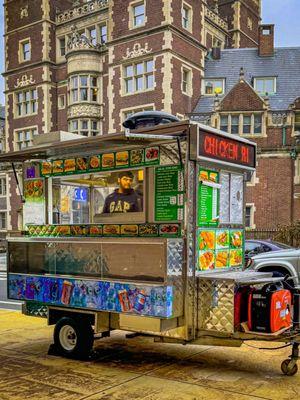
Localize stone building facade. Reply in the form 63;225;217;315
4;0;261;231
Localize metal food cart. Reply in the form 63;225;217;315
2;120;300;375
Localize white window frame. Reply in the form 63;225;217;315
121;104;155;123
182;2;192;32
99;23;107;44
218;113;264;136
254;77;277;95
182;66;192;97
129;1;146;30
69;74;99;104
15;88;38;118
58;94;66;110
123;59;154;95
0;176;7;197
14;126;38;151
202;78;225;96
0;211;7;231
19;38;31;63
245;203;256;229
68;119;101;137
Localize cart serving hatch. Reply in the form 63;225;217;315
2;119;300;375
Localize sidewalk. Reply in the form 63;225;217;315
0;309;299;400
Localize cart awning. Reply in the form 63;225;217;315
0;121;189;163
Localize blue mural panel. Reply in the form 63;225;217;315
8;274;173;318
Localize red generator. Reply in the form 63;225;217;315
248;284;292;333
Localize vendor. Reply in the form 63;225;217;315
102;171;142;213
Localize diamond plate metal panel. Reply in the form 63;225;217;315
160;142;187;166
25;302;48;318
197;279;234;333
167;239;184;277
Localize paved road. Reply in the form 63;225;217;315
0;253;22;310
0;309;299;400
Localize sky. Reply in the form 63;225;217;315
0;0;300;106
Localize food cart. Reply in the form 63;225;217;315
2;120;300;375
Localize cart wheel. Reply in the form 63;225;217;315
53;317;94;360
281;359;298;376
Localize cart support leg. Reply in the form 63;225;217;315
281;342;299;376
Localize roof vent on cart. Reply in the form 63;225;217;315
123;111;180;130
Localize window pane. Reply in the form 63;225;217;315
231;116;239;134
72;76;78;88
91;76;97;87
80;88;88;101
80;76;88;87
81;120;88;129
134;4;144;16
146;60;153;72
146;74;154;89
100;25;107;43
92;120;98;130
125;66;133;77
25;91;30;101
265;79;275;94
91;88;98;102
32;89;37;99
72;89;78;102
220;115;229;132
136;76;143;91
17;93;22;102
136;63;144;75
72;120;78;130
254;115;262;134
126;78;133;93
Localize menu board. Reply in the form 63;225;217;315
155;165;184;222
23;179;46;227
40;146;160;177
197;228;244;271
197;169;220;227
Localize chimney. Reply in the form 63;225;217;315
211;47;221;60
259;24;274;57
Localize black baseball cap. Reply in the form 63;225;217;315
118;171;134;179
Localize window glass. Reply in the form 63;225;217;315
231;115;239;134
220;115;228;132
0;178;7;196
16;89;38;117
59;38;66;56
124;60;154;94
0;212;6;229
22;41;30;61
133;3;145;27
15;128;37;150
243;115;251;134
99;25;107;43
69;75;98;104
245;206;252;228
254;115;262;134
136;62;144;75
88;27;97;45
204;79;224;95
254;77;276;95
182;6;189;29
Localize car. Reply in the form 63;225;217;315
245;244;300;288
245;239;292;259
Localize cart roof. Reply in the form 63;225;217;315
0;121;189;163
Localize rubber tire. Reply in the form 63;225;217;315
53;316;94;360
281;359;298;376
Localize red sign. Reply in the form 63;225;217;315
198;130;256;169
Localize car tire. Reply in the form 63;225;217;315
53;316;94;360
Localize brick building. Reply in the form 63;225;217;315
4;0;262;231
191;25;300;230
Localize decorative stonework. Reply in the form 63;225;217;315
20;5;28;19
56;0;109;24
271;112;288;126
68;104;101;119
205;6;228;31
123;43;152;60
66;25;105;54
14;74;36;89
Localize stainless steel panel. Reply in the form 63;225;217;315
167;239;184;277
197;278;234;333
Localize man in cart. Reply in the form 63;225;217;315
102;170;142;213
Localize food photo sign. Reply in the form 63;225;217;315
23;179;46;227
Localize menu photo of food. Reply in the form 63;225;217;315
89;225;103;236
89;155;101;171
145;146;159;164
41;161;52;176
139;224;159;237
216;230;229;249
130;149;144;166
116;151;129;168
56;225;71;236
102;153;115;169
24;179;44;199
52;160;64;174
199;230;215;250
64;159;76;174
103;224;120;236
76;157;88;172
215;249;229;268
199;170;218;183
230;249;243;267
199;250;215;271
71;225;86;236
230;230;243;248
121;224;138;236
159;224;180;237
